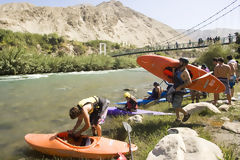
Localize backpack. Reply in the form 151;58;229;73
166;85;175;103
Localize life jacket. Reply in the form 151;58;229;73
78;96;99;114
126;96;138;110
173;68;185;89
151;88;159;99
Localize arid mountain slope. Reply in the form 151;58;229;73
0;1;188;47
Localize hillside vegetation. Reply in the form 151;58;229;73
0;29;137;75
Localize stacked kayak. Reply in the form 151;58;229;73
147;88;190;96
116;94;191;106
107;107;174;116
25;131;137;159
116;97;168;105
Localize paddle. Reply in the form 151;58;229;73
192;71;213;82
122;122;134;160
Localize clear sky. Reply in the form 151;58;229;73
0;0;240;30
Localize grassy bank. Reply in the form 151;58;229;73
28;87;240;160
103;87;240;160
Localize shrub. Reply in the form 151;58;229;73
196;44;237;71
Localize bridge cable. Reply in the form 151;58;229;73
159;0;239;45
170;4;240;43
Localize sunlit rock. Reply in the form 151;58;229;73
218;104;230;111
222;121;240;134
127;115;142;123
220;117;230;121
183;102;221;114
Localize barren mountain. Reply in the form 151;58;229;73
0;0;188;47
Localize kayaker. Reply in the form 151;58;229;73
146;82;164;100
69;96;110;137
227;55;238;97
124;92;138;112
168;57;191;122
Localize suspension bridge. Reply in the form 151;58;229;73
110;0;240;57
111;35;238;57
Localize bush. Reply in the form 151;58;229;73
196;44;237;70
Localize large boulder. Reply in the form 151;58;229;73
168;127;198;137
147;134;186;160
183;102;221;114
147;127;223;160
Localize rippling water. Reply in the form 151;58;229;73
0;68;166;159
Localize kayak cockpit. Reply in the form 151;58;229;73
56;132;96;148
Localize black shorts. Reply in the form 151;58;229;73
90;97;109;125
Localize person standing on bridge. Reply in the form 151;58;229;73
168;57;192;122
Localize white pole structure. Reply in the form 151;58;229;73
99;43;106;55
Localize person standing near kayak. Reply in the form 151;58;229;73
124;92;138;112
227;55;238;97
69;96;110;137
171;57;192;122
213;57;231;105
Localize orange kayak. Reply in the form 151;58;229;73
25;131;137;159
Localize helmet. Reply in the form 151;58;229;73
124;92;131;98
179;57;189;65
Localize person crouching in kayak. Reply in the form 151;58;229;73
69;96;110;137
124;92;138;112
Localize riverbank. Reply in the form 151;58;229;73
104;86;240;159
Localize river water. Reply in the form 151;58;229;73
0;68;165;159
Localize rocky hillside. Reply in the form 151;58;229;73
0;0;188;47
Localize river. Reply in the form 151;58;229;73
0;68;166;159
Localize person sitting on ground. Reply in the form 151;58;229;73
68;96;110;137
124;92;138;112
169;57;192;122
213;57;231;105
146;82;164;100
